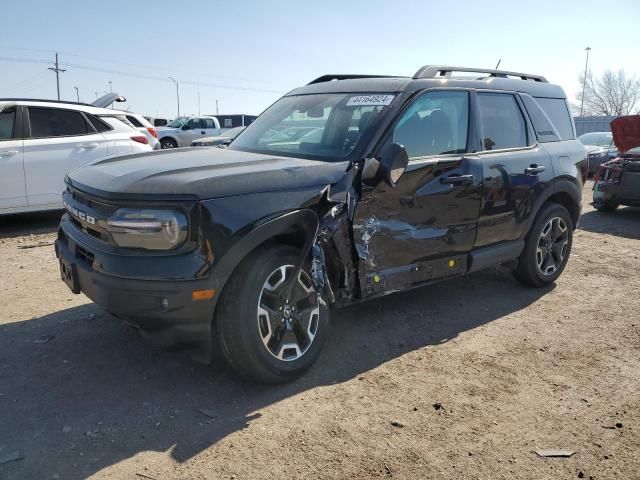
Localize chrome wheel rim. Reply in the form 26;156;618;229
536;216;569;276
257;265;320;362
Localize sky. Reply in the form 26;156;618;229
1;0;639;119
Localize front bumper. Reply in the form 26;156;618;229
594;172;640;206
55;215;216;362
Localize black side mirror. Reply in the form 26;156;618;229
363;143;409;187
182;124;191;130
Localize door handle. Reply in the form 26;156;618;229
201;131;206;134
440;174;474;186
0;150;19;157
525;164;545;175
78;143;98;149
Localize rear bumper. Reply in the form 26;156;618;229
55;216;216;362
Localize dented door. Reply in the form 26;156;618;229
353;155;482;298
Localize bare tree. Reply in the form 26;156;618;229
575;69;640;116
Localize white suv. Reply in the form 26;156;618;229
0;99;153;215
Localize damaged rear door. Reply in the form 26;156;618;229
353;89;483;298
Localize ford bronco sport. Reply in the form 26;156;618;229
55;66;587;383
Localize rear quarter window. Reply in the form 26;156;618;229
535;97;574;140
85;114;113;133
126;115;144;128
520;96;560;143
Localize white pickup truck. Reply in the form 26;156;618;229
156;116;222;149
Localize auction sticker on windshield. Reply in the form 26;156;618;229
346;95;395;106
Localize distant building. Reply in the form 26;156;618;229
574;116;618;136
206;114;258;128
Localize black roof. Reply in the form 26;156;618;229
289;65;566;99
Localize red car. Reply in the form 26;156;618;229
593;115;640;212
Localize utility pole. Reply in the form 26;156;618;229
580;47;591;117
215;99;219;115
197;86;201;116
74;86;79;102
169;77;180;117
48;52;66;100
108;80;113;93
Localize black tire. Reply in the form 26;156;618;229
513;202;573;288
216;244;329;384
160;137;177;149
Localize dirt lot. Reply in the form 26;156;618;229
0;182;638;480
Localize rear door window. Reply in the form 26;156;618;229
203;118;217;129
28;107;91;138
478;93;527;150
0;106;17;140
535;97;574;140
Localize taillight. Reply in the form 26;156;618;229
147;127;158;138
131;135;149;145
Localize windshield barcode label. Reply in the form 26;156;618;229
346;95;395;106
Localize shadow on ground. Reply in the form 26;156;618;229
0;210;63;239
0;268;553;479
579;206;640;240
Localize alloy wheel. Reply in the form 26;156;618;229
257;265;320;361
536;216;569;276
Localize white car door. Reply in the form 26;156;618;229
0;105;27;210
179;118;207;145
203;117;221;137
23;106;109;208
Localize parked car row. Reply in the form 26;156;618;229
0;98;153;215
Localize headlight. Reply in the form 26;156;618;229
106;209;188;250
589;151;606;159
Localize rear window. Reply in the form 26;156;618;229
535;97;574;140
478;93;527;150
0;106;16;140
28;107;91;138
126;115;144;128
86;114;113;133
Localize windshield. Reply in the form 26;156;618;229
223;126;245;138
229;93;394;161
578;132;613;147
166;116;189;128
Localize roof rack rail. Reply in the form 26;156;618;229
0;97;96;107
307;74;401;85
413;65;548;83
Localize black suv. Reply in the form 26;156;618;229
56;66;587;383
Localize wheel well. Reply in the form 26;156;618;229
210;222;313;349
546;192;580;228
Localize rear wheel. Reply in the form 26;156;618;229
593;197;619;212
216;244;329;383
513;203;573;287
160;137;177;149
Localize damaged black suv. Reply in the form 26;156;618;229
56;66;587;383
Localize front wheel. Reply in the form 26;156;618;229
216;244;329;383
513;203;573;287
160;137;178;149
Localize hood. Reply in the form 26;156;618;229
66;148;349;200
611;115;640;153
156;126;179;134
92;93;126;109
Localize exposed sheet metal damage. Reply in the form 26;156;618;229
310;166;360;307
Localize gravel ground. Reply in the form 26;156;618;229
0;181;638;480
